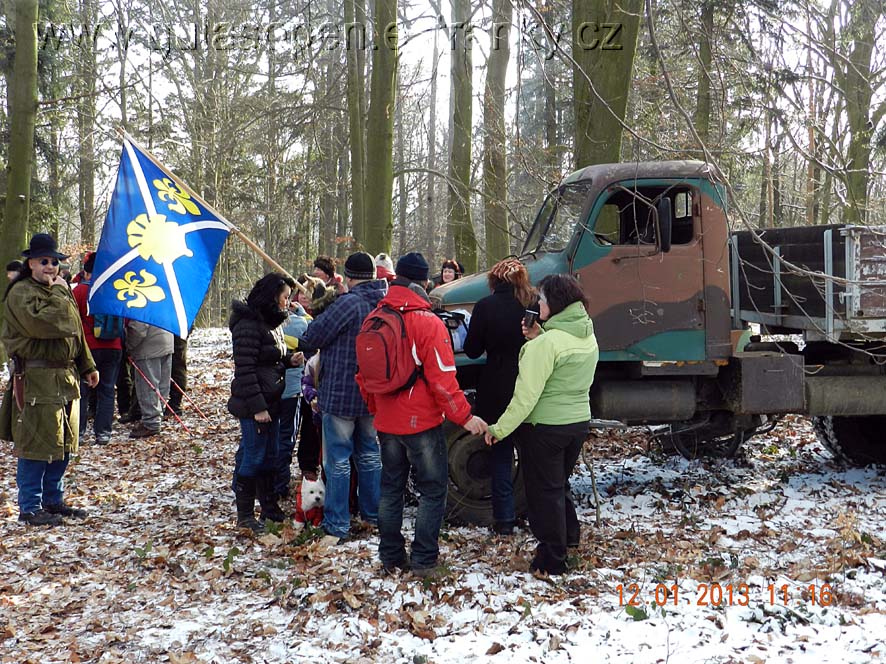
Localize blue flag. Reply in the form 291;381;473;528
88;138;231;339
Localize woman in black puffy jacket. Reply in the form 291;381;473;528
228;272;298;533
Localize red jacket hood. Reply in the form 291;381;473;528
380;283;432;312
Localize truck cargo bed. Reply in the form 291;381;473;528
731;224;886;340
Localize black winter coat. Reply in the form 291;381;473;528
227;301;289;419
463;284;527;422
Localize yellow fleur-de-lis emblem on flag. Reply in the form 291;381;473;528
154;178;201;216
127;213;194;265
113;270;166;308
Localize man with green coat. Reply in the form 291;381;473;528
0;234;98;526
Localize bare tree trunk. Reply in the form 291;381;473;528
1;0;38;269
397;104;407;254
448;0;477;272
572;0;642;167
77;0;97;246
345;0;366;248
693;1;714;146
364;0;398;254
425;26;440;265
483;0;512;264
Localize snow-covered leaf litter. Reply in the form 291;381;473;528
0;328;883;663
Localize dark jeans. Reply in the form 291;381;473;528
490;434;516;524
233;417;281;488
17;454;70;513
377;425;448;570
80;348;122;439
274;396;300;496
516;421;587;574
297;397;321;474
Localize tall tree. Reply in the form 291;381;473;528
825;0;884;225
364;0;398;254
571;0;642;167
483;0;512;263
448;0;477;271
345;0;367;248
76;0;97;246
1;0;39;269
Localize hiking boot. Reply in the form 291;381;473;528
492;520;515;536
19;510;63;526
95;434;111;446
237;515;266;534
118;412;138;424
129;422;159;438
44;502;88;518
256;474;286;522
381;559;410;576
411;565;445;580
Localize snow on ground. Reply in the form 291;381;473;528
1;328;884;663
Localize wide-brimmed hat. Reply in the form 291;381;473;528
21;233;69;260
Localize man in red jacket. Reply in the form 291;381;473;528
72;252;123;445
358;252;487;577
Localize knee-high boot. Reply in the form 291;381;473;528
256;474;286;523
234;475;264;534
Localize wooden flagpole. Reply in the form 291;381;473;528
114;128;309;295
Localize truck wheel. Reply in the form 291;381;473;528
668;429;745;460
445;423;526;525
811;416;886;465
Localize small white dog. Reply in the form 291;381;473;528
292;476;325;530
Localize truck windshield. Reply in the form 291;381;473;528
521;182;591;255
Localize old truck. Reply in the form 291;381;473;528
434;160;886;524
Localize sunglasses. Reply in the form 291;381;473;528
38;258;60;267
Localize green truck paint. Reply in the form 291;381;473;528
438;161;886;524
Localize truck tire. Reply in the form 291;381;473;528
811;416;886;465
445;422;526;525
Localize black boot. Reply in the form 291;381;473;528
256;474;286;523
234;475;264;534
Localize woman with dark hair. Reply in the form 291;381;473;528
463;258;535;535
1;233;98;526
228;272;299;533
439;259;460;285
484;273;599;575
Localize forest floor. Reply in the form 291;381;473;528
1;328;885;664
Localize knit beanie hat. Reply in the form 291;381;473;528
375;253;394;273
344;252;377;280
396;252;430;282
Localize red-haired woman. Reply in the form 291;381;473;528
463;258;535;535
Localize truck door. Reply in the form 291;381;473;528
572;181;706;360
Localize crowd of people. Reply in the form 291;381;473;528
2;233;600;577
228;250;599;577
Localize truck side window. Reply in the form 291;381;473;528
593;186;694;246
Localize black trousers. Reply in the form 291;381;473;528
515;421;587;574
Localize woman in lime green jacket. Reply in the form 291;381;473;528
484;274;599;575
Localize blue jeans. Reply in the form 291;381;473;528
377;426;448;570
17;455;70;514
321;413;381;538
491;435;516;524
233;417;280;488
275;396;301;496
80;348;122;439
